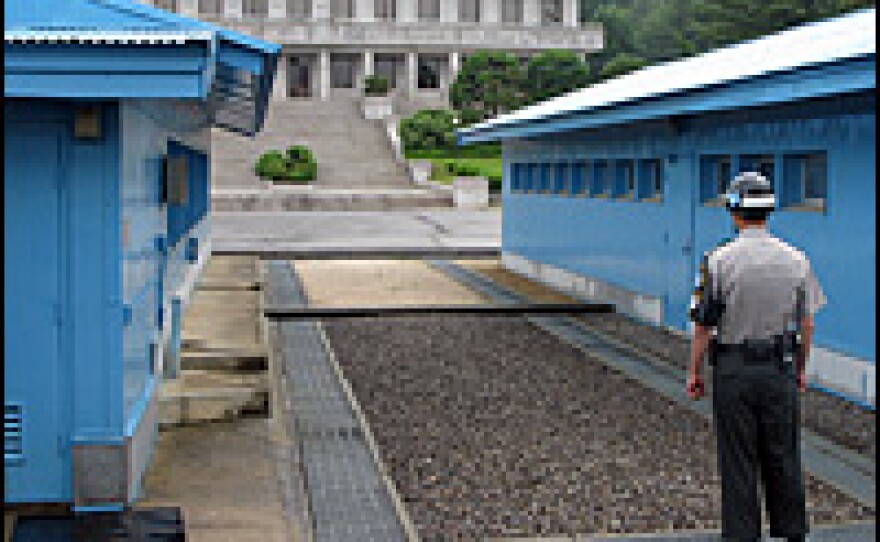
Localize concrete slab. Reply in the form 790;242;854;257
209;210;501;257
295;259;487;307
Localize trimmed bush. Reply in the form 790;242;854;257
254;145;317;183
398;109;457;154
254;151;289;181
364;74;390;96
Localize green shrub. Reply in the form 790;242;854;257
254;151;289;180
364;75;390;96
398;109;457;153
254;145;317;183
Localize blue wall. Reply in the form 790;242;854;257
503;92;875;363
4;98;212;504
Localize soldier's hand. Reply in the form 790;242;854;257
686;373;705;400
797;372;807;393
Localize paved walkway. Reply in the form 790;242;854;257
210;210;501;257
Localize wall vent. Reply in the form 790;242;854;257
5;402;24;465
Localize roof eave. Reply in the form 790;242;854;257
458;54;876;145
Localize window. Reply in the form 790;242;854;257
502;0;524;23
460;0;481;23
541;0;563;25
783;152;827;211
153;0;179;12
242;0;268;16
418;0;440;20
525;164;538;193
613;159;635;199
375;0;396;20
570;161;588;196
739;154;776;188
638;159;664;201
288;0;312;18
330;54;357;89
553;162;569;194
510;164;523;192
539;163;553;194
417;55;443;90
331;0;354;18
590;160;610;197
699;154;732;204
200;0;224;14
375;54;401;89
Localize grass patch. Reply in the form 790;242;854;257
429;158;503;191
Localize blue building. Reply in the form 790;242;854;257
4;0;278;510
459;10;876;407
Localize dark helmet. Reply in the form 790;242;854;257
725;171;776;213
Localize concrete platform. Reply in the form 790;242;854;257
209;210;501;258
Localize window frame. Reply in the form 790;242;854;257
638;158;664;202
699;154;733;206
782;151;828;212
590;159;611;198
613;159;636;200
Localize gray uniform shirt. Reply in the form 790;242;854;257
690;228;826;344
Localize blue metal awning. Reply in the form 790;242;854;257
4;0;281;136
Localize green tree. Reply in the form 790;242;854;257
449;51;526;123
597;52;649;82
523;50;593;105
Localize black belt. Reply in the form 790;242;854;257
716;339;783;362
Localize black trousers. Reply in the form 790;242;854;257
712;353;808;539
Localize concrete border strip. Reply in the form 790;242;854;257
427;260;876;509
314;320;421;542
259;259;315;542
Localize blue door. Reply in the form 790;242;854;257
663;153;697;330
4;120;68;501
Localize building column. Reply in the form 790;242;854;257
524;0;540;26
481;0;500;24
562;0;577;26
179;0;198;17
355;0;373;21
225;0;243;18
313;0;332;20
407;51;418;97
273;54;288;100
269;0;287;18
319;49;331;100
364;49;375;79
398;0;417;23
449;51;461;85
440;0;458;23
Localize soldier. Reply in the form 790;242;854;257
686;172;826;541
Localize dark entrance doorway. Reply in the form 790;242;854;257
288;55;313;98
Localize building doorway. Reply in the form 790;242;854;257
289;55;314;98
375;53;404;91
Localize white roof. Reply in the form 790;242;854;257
463;8;876;135
4;29;213;44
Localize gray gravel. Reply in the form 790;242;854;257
575;312;876;459
322;315;874;540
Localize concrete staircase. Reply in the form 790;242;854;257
212;99;412;190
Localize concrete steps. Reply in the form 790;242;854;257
159;256;270;427
212;99;414;190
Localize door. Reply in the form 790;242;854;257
289;56;312;98
4;120;68;501
664;153;697;331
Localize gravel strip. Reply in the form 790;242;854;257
465;264;877;460
322;316;874;539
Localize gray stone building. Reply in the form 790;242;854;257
148;1;603;106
